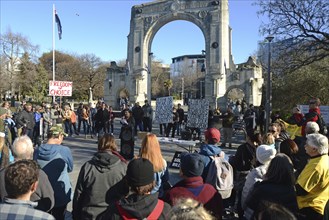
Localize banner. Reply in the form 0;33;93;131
49;81;72;96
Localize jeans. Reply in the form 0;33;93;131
64;120;73;135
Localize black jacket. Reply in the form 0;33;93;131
72;151;127;220
16;110;35;129
97;193;171;220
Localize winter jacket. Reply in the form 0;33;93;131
16;110;35;129
34;143;73;208
301;107;321;136
198;143;223;179
72;151;127;220
164;176;223;219
0;167;55;212
241;164;268;219
246;181;298;218
97;193;171;220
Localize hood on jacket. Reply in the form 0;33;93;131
35;144;63;161
118;193;159;219
91;152;121;173
199;143;222;156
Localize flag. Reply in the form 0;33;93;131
55;11;62;40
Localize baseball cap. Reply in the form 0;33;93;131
49;124;68;137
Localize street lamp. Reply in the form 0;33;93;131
265;35;274;133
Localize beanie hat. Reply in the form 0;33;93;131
180;153;205;177
256;145;277;165
126;158;154;187
205;128;221;144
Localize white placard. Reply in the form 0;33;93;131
49;81;73;97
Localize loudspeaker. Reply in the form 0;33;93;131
120;126;134;160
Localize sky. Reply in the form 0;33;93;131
1;0;266;65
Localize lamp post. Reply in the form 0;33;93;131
265;35;274;133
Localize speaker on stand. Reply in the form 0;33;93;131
120;126;134;160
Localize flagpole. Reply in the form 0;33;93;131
52;4;56;103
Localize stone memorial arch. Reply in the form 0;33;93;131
104;0;263;109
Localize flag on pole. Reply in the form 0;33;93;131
55;10;62;40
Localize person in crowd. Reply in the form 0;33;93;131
241;145;277;219
166;107;179;138
76;103;84;133
0;160;55;220
301;98;323;136
255;203;297;220
49;102;62;126
0;135;54;212
120;109;135;138
70;105;79;136
33;105;43;146
0;108;8;133
271;111;281;123
258;105;266;134
280;139;305;177
98;158;171;219
16;102;35;140
176;103;185;136
94;102;110;137
142;100;153;132
43;104;52;141
169;198;215;220
132;102;144;136
287;107;304;126
296;133;329;220
81;105;90;138
229;130;262;219
243;104;256;133
107;106;115;135
245;154;298;218
16;100;26;113
34;125;73;220
207;106;214;128
263;132;275;149
198;128;224;179
164;153;223;219
62;104;73;137
139;133;169;198
268;122;288;151
89;103;97;138
1;101;15;141
0;132;14;169
219;106;235;148
72;134;127;220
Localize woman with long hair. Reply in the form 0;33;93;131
140;133;170;198
245;153;298;219
72;134;127;220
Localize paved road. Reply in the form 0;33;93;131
62;119;244;219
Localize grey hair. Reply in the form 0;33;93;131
305;121;319;134
306;133;329;155
12;135;34;160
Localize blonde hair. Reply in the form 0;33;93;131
263;133;275;145
169;198;215;220
140;133;165;172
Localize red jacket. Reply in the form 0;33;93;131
302;107;321;136
164;176;223;219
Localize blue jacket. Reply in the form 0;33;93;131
34;143;73;207
199;143;222;179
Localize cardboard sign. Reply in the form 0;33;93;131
49;81;73;96
170;151;183;169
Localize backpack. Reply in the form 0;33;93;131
307;112;328;135
205;156;234;199
315;113;328;135
116;199;164;220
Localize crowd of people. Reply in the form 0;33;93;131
0;97;328;220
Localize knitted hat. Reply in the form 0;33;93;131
205;128;221;144
180;153;205;177
126;158;154;187
256;145;277;165
49;124;68;137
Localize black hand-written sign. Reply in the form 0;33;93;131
170;151;183;169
